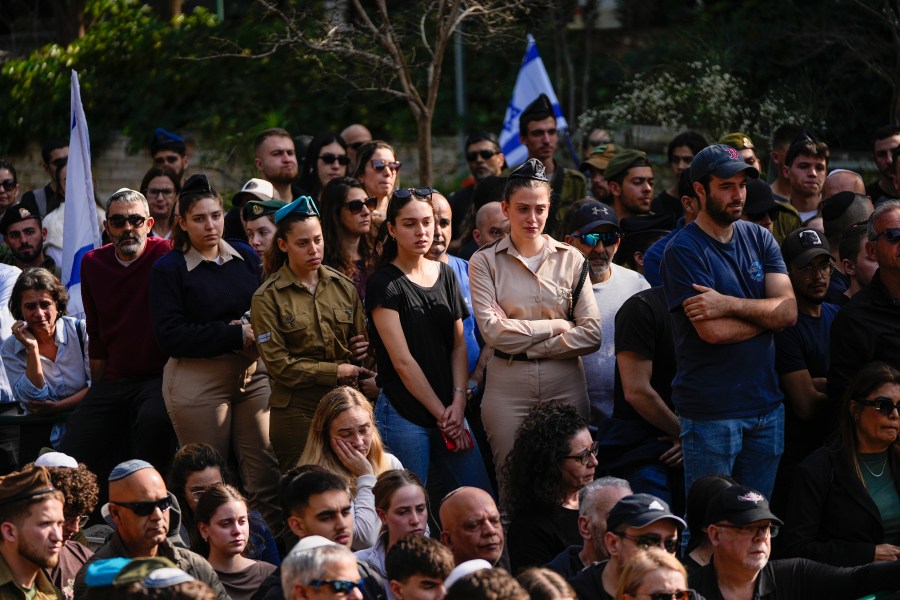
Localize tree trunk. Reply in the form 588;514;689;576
417;113;433;187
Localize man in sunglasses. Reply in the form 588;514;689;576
339;124;373;172
149;129;189;184
829;200;900;404
20;139;68;219
73;460;227;600
448;133;506;244
569;493;684;600
283;543;365;600
693;484;900;600
565;202;649;429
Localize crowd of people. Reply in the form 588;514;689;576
1;94;900;600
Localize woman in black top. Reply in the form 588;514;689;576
366;187;492;493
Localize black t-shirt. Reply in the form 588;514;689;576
508;504;580;574
651;190;684;221
569;560;612;600
866;179;900;207
366;261;468;427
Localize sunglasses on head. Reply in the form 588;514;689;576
345;197;377;214
0;179;16;192
466;149;499;162
615;531;679;553
859;396;900;417
320;153;350;166
371;159;401;172
644;592;698;600
308;579;365;594
575;232;621;247
112;496;172;516
392;187;435;201
875;228;900;244
107;214;147;229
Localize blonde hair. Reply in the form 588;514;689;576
615;548;687;600
298;386;392;494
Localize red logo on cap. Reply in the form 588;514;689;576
727;147;739;160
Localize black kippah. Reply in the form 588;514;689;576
508;158;549;183
180;173;214;198
821;191;856;221
520;94;554;123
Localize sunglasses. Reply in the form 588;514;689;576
616;531;679;553
643;591;698;600
51;157;68;169
575;232;621;247
371;159;401;172
107;214;147;229
111;496;172;516
714;523;780;538
874;228;900;244
859;396;900;417
392;187;435;201
308;579;366;594
0;179;16;192
320;153;350;166
563;440;599;465
345;197;377;214
466;149;499;162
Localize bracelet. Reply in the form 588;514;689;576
452;387;467;396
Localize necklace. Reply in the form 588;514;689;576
862;454;889;478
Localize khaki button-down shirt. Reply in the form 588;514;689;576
0;554;61;600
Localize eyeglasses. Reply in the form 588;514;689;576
147;187;175;198
563;440;599;465
0;179;16;191
111;497;172;516
798;262;835;278
371;159;401;172
638;591;698;600
320;153;351;166
614;531;679;553
51;157;68;169
714;523;780;538
859;396;900;417
107;214;147;229
466;149;500;162
308;579;366;594
874;228;900;244
575;232;622;247
345;197;377;214
64;514;90;529
746;208;779;222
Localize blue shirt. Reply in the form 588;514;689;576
661;220;787;420
448;255;480;374
642;217;684;287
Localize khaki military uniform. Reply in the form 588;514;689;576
0;554;61;600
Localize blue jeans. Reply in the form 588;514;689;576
375;393;494;497
681;403;784;501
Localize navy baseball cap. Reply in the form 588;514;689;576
705;485;783;527
568;202;619;234
690;144;760;183
607;494;686;532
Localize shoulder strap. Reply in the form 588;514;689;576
75;319;85;357
569;259;590;321
33;188;47;217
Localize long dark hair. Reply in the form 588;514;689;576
352;141;395;180
195;483;248;558
172;188;223;253
321;177;375;281
263;213;321;277
297;132;348;199
168;443;229;550
377;190;433;265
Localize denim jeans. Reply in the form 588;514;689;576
681;403;784;501
375;393;495;497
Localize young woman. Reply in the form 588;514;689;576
0;159;21;219
299;386;402;550
469;158;601;490
321;177;376;302
252;197;372;470
2;268;90;447
297;132;350;201
352;141;400;231
241;200;282;259
355;469;428;584
140;165;180;239
195;484;277;600
367;187;492;494
150;173;282;532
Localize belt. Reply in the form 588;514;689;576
494;350;542;362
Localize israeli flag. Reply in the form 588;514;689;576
62;70;102;319
498;34;570;168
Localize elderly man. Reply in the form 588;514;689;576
544;478;632;580
282;543;364;600
73;460;226;600
0;467;65;600
569;494;685;600
692;484;900;600
439;488;503;567
58;189;176;485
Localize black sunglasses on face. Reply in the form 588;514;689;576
371;159;401;172
107;214;147;229
51;157;68;169
615;531;679;553
111;496;172;516
345;197;377;214
320;153;351;166
645;592;698;600
466;149;499;162
0;179;16;191
874;228;900;244
859;396;900;417
308;579;366;594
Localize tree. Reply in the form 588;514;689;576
240;0;534;185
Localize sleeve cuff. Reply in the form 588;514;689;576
316;362;339;386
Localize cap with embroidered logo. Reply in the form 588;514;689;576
690;144;760;183
705;485;783;527
781;227;833;269
568;202;619;234
607;493;686;532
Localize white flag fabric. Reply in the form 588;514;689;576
498;34;570;168
62;70;102;319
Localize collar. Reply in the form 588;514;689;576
495;234;567;258
0;552;55;596
109;531;175;560
273;263;334;291
709;556;770;600
184;239;242;272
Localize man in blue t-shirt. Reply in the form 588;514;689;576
661;144;797;501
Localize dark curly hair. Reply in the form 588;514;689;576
36;464;99;518
501;402;588;518
9;268;68;320
168;443;230;549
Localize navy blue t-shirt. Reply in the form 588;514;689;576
774;304;839;378
661;220;787;420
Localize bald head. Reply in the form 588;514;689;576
108;467;170;557
823;169;866;199
439;487;503;565
473;202;507;247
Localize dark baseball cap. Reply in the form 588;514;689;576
567;202;619;234
690;144;760;183
781;228;833;269
705;485;783;527
743;179;777;217
607;494;686;533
